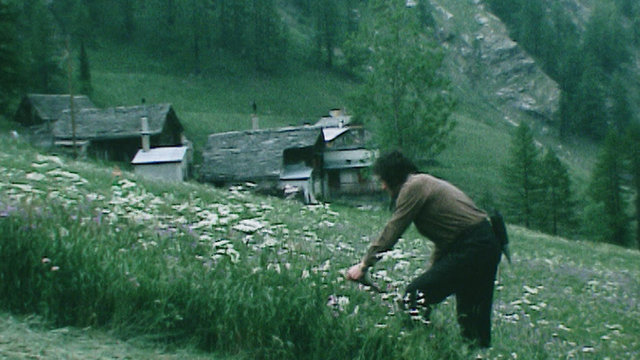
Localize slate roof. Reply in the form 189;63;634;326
15;94;96;124
52;104;177;140
202;126;323;182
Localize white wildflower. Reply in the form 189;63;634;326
214;239;231;248
267;263;281;273
26;172;45;181
226;248;240;263
259;236;279;248
581;346;595;353
317;260;331;272
12;184;34;192
558;323;572;331
301;269;310;279
35;154;64;167
337;296;350;308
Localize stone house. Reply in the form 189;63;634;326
12;94;96;148
52;103;186;162
201;126;324;203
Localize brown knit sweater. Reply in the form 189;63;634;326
362;173;487;267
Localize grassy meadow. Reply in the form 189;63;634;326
1;135;639;359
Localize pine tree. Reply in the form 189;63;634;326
538;150;574;236
575;62;608;141
609;71;632;134
625;125;640;250
312;0;342;68
503;122;543;228
248;0;288;72
0;0;22;115
587;132;630;246
26;1;66;93
79;41;92;95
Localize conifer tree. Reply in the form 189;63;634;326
538;149;574;236
586;132;630;246
503;122;542;228
248;0;288;72
625;125;640;250
0;0;22;115
312;0;342;68
26;1;66;93
79;41;92;95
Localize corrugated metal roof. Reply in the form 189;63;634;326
131;146;187;165
322;127;350;142
280;164;313;180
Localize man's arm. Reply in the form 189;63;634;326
348;179;427;279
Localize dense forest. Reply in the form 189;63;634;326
2;0;640;248
2;0;640;138
485;0;640;141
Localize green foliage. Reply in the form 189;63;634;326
345;0;456;161
1;137;640;359
503;123;542;228
624;125;640;249
78;41;92;96
0;0;22;115
486;0;637;143
582;2;631;76
538;150;574;236
587;132;631;246
20;0;67;93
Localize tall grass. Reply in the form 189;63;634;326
1;136;639;359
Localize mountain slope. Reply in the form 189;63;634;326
0;134;638;359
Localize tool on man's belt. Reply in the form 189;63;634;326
490;210;512;264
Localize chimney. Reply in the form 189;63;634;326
141;116;150;152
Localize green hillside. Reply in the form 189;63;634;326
2;0;639;357
1;135;638;359
85;41;528;201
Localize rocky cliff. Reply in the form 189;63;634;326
432;0;561;125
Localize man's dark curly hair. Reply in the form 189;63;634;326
372;151;419;191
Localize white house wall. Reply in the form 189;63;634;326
134;162;185;182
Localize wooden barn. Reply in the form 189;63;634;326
201;126;325;203
52;103;185;162
12;94;96;148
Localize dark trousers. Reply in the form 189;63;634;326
404;220;502;348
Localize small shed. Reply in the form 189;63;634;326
132;146;189;182
201;126;324;202
12;94;96;147
52;103;185;162
280;163;317;203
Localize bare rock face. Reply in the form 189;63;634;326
478;16;559;122
433;0;560;124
